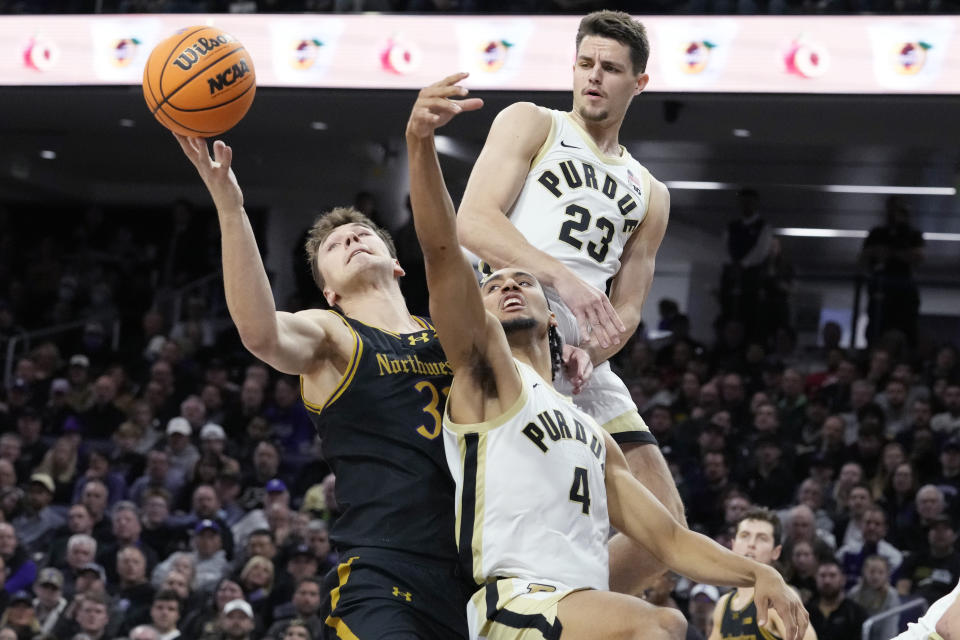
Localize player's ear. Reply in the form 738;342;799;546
635;72;649;95
393;259;406;279
549;313;558;328
771;544;782;562
323;287;339;308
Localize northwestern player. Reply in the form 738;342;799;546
174;134;471;639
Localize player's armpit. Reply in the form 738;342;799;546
247;308;343;376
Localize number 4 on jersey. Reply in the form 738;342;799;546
569;466;591;515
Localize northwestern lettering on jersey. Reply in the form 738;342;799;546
537;161;638;219
375;353;453;377
522;409;604;461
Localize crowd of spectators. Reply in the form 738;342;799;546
615;305;960;638
2;188;959;640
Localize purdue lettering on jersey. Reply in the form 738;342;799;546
507;109;653;293
443;360;609;590
301;313;457;562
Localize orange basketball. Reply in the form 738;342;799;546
142;26;256;138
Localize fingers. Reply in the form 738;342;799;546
212;139;232;170
601;295;627;334
755;597;768;628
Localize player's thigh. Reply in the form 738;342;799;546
556;589;687;640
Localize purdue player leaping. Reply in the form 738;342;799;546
709;508;818;640
457;11;681;595
174;135;470;639
406;73;808;640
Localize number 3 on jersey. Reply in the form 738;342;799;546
569;466;591;515
558;204;615;263
414;380;449;440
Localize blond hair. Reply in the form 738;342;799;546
304;207;397;290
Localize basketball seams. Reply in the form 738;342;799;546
154;46;248;115
156;104;222;136
164;83;255;113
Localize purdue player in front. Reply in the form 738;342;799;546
173;134;470;638
406;74;809;640
709;508;818;640
457;11;682;595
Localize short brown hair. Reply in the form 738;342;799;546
304;207;397;290
576;11;650;74
736;507;782;546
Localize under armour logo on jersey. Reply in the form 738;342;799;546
392;586;412;601
559;139;580;149
408;332;431;346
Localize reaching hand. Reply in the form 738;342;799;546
406;72;484;139
173;133;243;213
553;272;626;350
562;344;594;394
754;566;810;640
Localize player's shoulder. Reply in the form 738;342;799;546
493;102;553;132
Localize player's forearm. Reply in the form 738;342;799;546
217;207;280;354
458;206;571;289
664;528;770;588
406;135;460;261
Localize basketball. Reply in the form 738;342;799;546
142;26;256;138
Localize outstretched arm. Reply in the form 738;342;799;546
405;74;521;421
457;103;625;350
603;431;809;640
174;135;335;375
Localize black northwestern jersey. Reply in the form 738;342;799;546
718;591;783;640
303;312;456;562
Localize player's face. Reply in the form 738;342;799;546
481;269;550;332
732;519;781;565
318;223;403;298
572;36;648;125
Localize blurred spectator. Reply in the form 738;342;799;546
897;514;960;606
720;188;772;343
59;534;97;598
12;473;64;554
265;576;323;640
898;485;949;552
0;523;36;594
148;589;182;640
35;437;80;505
859;195;924;346
112;546;155;632
97;502;159;584
784;540;819;606
181;578;244;638
238;554;274;621
0;589;40;638
836;506;903;588
808;558;867;639
81;375;126;440
687;583;718;638
129;450;186;508
932;383;960;435
847;555;900;640
72;449;127;508
34;567;68;634
202;598;256;640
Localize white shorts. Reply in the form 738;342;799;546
546;290;654;446
468;578;585;640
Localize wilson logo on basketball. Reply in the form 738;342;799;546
207;59;251;95
172;34;236;72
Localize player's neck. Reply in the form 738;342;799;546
568;109;624;157
733;586;755;607
507;333;553;382
339;284;421;333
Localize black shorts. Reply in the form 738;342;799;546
320;546;470;640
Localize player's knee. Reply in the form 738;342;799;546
647;607;687;639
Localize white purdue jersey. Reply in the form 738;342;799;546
508;108;652;293
443;359;610;592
